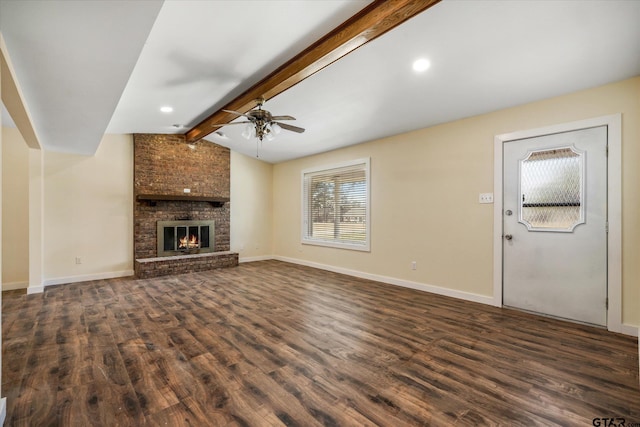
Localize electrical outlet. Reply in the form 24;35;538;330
183;188;191;193
411;261;417;270
75;257;82;265
479;193;494;204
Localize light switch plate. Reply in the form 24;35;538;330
479;193;494;204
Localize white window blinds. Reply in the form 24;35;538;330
302;158;370;251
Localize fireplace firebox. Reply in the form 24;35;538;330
157;220;215;257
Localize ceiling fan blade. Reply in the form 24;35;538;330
276;122;305;133
211;121;251;127
271;115;296;121
222;109;253;119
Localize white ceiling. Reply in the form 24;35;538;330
1;0;639;163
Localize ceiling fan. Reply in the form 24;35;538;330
211;97;305;142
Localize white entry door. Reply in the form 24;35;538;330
503;126;608;326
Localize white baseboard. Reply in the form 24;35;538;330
20;258;638;338
272;256;494;306
239;255;273;263
23;270;136;294
2;281;28;291
271;256;638;338
27;285;44;295
619;323;639;337
0;397;6;426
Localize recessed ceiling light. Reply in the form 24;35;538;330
160;106;173;113
412;58;431;73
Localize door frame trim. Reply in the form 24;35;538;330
492;114;628;335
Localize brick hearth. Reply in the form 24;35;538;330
133;134;238;277
134;251;238;279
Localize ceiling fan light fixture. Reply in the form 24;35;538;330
210;98;304;151
241;123;254;140
265;124;275;141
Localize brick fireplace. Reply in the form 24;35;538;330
133;134;238;278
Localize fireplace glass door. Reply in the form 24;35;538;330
157;220;215;257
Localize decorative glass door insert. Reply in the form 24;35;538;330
518;145;585;232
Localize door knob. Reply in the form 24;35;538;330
504;234;513;240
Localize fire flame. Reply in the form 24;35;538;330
179;234;199;249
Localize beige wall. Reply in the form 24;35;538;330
43;134;133;282
1;132;275;284
1;126;29;288
230;151;273;260
0;78;636;328
273;76;640;327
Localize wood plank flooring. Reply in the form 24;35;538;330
3;260;639;426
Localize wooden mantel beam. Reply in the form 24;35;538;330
185;0;441;143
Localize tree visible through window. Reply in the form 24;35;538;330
302;159;370;251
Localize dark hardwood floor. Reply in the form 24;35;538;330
2;260;639;426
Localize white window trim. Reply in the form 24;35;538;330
301;158;371;252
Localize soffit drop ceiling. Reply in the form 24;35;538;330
0;0;164;154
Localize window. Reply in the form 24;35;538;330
302;158;370;251
519;146;585;232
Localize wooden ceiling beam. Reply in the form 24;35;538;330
185;0;441;143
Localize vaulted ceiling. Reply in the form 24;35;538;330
1;0;639;163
